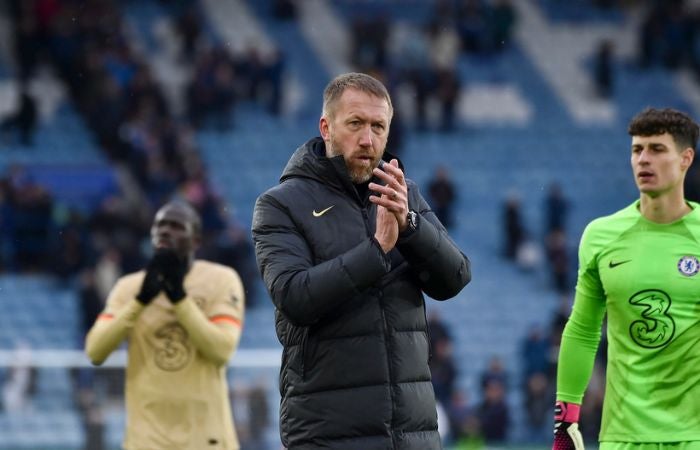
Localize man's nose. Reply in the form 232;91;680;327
638;148;651;163
358;125;373;147
158;225;173;236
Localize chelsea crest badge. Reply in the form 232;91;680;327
677;256;699;277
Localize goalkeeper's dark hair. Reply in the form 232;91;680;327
628;107;699;151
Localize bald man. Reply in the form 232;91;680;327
86;201;245;450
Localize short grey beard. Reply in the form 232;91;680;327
327;139;374;184
351;169;373;184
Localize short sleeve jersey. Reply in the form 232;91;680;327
566;200;700;442
103;260;245;450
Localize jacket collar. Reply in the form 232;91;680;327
280;137;404;190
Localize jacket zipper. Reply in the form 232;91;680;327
363;200;398;449
378;291;398;449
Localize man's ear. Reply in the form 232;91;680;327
192;235;202;253
319;116;330;140
681;147;695;171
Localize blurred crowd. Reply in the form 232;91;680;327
348;0;516;134
1;0;265;313
637;0;700;77
1;1;284;448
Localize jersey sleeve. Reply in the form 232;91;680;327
172;266;245;366
85;276;145;365
556;223;607;404
207;267;245;328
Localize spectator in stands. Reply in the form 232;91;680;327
259;48;285;116
0;89;38;146
430;335;458;408
524;371;551;442
51;208;89;281
456;0;489;54
78;269;104;343
386;101;405;155
477;378;509;443
0;341;37;413
9;2;41;82
637;1;689;70
350;14;390;73
428;165;457;230
489;0;517;52
425;18;462;132
522;325;552;380
685;158;700;202
393;23;432;130
427;309;452;355
552;108;700;449
481;356;508;391
0;174;18;272
545;228;569;294
436;68;462;132
175;4;203;61
230;380;270;450
502;191;525;260
522;326;555;442
593;39;614;99
689;9;700;80
543;182;568;236
81;401;106;450
447;390;481;446
272;0;297;20
11;172;53;271
246;382;270;450
85;201;246;449
252;72;471;450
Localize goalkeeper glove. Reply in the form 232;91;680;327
153;248;188;303
552;400;585;450
136;258;162;305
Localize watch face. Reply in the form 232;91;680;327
408;211;417;228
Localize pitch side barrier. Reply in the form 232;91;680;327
0;348;281;368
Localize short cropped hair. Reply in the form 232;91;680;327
628;107;699;151
161;200;202;237
322;72;393;120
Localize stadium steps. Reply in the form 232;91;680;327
0;276;81;349
0;411;83;449
535;0;626;24
0;103;104;169
244;0;331;119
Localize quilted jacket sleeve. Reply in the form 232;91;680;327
396;182;471;300
252;192;391;327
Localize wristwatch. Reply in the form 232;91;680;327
402;210;419;236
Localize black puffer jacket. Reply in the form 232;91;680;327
252;138;471;450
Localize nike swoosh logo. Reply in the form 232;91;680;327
609;260;631;268
312;205;335;217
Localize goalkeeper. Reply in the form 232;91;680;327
553;108;700;450
85;201;245;450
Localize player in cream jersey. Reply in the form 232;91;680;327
552;108;700;450
86;201;245;450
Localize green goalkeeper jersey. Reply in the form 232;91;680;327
557;200;700;443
